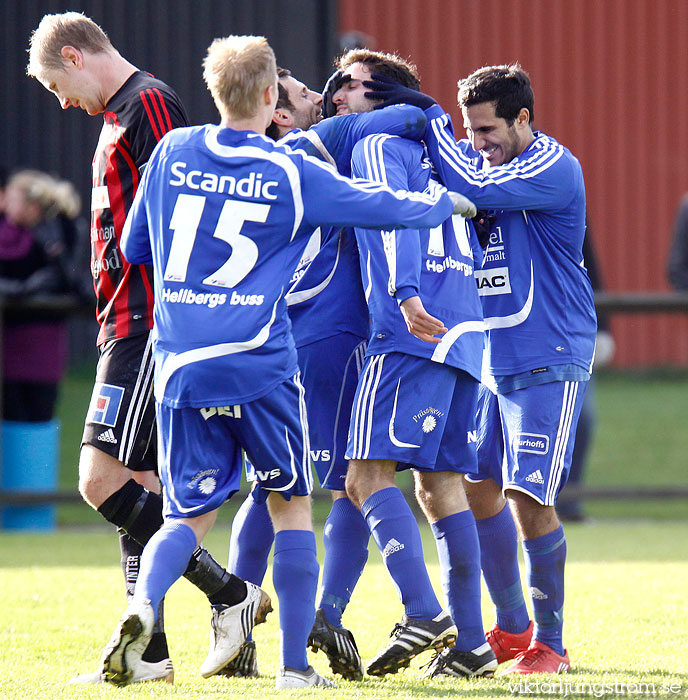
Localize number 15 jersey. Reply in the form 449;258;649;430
121;124;456;409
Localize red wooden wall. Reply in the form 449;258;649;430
338;0;688;367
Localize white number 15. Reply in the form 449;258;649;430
163;193;270;288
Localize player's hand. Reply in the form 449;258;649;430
400;295;447;343
448;192;478;219
472;210;497;249
363;73;437;110
321;70;352;118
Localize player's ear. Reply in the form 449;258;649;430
272;108;293;128
516;107;530;128
60;45;82;68
264;82;277;106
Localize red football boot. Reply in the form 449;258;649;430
486;620;533;664
499;640;570;675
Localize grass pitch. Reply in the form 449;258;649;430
2;369;686;697
1;521;686;699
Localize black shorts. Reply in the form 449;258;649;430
81;333;157;472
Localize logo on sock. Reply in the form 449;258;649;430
525;469;545;484
97;428;118;444
382;538;405;557
529;586;548;600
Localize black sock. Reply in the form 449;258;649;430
185;547;247;607
141;632;170;664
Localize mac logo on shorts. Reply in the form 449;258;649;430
515;433;549;455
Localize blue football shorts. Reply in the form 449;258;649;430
345;352;479;474
157;373;313;518
469;380;587;505
297;332;367;490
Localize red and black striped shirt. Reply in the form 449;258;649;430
90;71;188;345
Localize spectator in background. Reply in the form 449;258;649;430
0;166;6;213
0;169;81;422
557;223;615;522
668;194;688;291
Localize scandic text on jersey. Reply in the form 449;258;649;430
169;162;279;200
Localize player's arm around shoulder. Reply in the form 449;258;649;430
348;105;428;144
294;146;453;233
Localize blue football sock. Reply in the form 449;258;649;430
273;529;319;671
228;493;274;586
133;520;198;617
476;504;530;633
431;510;485;651
522;525;566;655
319;497;370;626
362;487;442;620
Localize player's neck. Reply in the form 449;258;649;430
220;115;268;134
97;52;139;107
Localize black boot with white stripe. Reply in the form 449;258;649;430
366;611;457;676
422;641;498;678
308;609;364;680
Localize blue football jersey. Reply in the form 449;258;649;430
280;106;426;347
423;105;597;377
121;124;455;408
285;225;368;346
351;134;485;379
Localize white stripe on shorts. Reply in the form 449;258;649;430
120;332;155;465
546;381;579;505
262;372;312;495
351;354;385;460
324;340;367;485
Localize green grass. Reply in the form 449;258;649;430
1;522;686;699
4;369;688;697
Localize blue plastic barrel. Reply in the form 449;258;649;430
0;419;60;531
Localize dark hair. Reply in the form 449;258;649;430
337;48;420;90
266;67;294;140
458;64;534;125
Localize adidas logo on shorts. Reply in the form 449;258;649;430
97;428;118;444
525;469;545;484
382;538;405;557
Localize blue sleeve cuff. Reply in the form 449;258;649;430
395;285;419;303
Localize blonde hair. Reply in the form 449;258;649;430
9;170;81;219
27;11;113;77
203;35;276;120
